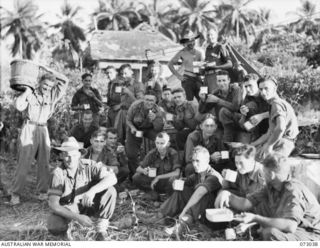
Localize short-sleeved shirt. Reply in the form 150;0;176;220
269;96;299;140
70;124;98;148
228;161;265;197
173;102;198;130
205;43;231;66
169;47;204;77
107;79;124;107
141;147;181;175
84;146;119;168
48;160;110;205
71;87;102;114
127;100;164;132
120;79;144;110
248;179;320;233
185;130;225;165
184;167;223;193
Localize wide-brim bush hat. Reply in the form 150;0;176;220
53;137;85;152
180;31;200;44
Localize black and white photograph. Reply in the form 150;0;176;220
0;0;320;245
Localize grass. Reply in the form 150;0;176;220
0;154;256;241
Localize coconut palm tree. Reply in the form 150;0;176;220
218;0;258;43
0;0;44;59
92;0;142;31
176;0;217;42
52;0;86;53
135;0;180;41
289;0;319;35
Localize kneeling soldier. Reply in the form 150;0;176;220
47;137;117;241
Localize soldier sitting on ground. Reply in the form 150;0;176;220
184;114;233;176
216;153;320;241
83;129;129;191
153;146;223;233
215;144;265;207
132;132;181;201
125;89;164;179
250;76;299;161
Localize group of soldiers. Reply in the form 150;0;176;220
2;28;320;241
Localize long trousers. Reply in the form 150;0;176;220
47;187;117;235
125;129;158;178
160;185;216;222
11;122;50;195
132;173;174;194
181;75;202;101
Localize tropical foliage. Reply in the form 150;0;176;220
0;0;45;59
52;0;86;53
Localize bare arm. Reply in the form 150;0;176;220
48;195;83;222
87;172;117;195
14;87;33;111
229;192;253;212
168;51;184;80
265;116;286;147
254;215;298;233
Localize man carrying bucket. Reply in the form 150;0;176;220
8;73;68;206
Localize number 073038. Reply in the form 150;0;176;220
299;242;319;247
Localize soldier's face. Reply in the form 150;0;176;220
90;135;106;153
162;90;172;101
217;75;230;92
173;92;185;106
235;155;255;175
200;118;217;137
259;80;277;101
150;65;160;77
106;132;118;146
121;68;133;80
106;68;117;81
40;79;55;96
244;80;259;96
192;152;209;173
144;95;156;109
82;113;93;128
82;76;92;89
185;40;195;49
62;150;81;169
155;136;169;153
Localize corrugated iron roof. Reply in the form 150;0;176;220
89;30;182;62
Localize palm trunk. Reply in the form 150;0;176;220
19;32;23;59
236;19;239;41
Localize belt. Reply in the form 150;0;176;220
26;120;47;126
